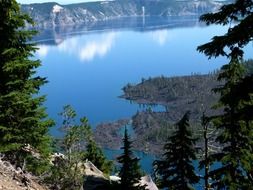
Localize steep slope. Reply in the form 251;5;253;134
0;159;47;190
21;0;229;28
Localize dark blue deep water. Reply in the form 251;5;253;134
35;17;251;187
36;17;229;128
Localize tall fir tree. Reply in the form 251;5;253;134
197;0;253;188
153;111;199;190
0;0;53;169
117;127;145;190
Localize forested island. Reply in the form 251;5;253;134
95;73;220;155
95;60;253;155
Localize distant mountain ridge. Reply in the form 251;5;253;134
21;0;231;28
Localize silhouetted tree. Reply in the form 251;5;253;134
197;0;253;188
153;112;199;190
117;127;146;190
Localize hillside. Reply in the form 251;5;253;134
20;0;230;28
0;158;47;190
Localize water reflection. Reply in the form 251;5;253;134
150;29;170;46
37;32;117;62
36;16;228;130
33;16;202;46
37;28;172;62
34;16;206;63
37;45;49;58
79;32;116;61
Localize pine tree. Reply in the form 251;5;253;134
117;127;145;190
197;0;253;60
197;0;253;188
153;111;199;190
0;0;53;170
207;60;253;189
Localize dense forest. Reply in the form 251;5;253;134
1;0;253;190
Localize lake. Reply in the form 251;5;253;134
36;16;228;127
34;16;251;183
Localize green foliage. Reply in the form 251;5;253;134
207;60;253;189
197;0;253;59
25;154;51;176
47;105;113;189
47;105;90;189
0;0;53;172
117;127;146;190
153;112;199;190
198;0;253;189
85;139;113;175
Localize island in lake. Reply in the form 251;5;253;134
94;60;253;155
95;72;221;155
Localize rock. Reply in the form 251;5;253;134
84;160;105;179
0;157;48;190
139;175;159;190
109;175;121;182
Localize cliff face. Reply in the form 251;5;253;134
21;0;228;28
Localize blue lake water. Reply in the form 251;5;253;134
36;17;228;128
35;16;251;184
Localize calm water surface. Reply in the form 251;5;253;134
36;17;228;128
35;17;251;179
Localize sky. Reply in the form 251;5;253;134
17;0;104;5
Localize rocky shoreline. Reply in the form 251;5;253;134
94;119;130;150
21;1;224;28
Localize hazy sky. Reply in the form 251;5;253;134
17;0;104;5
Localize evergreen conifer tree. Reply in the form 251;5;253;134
0;0;53;170
153;111;199;190
117;127;145;190
197;0;253;188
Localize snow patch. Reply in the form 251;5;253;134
109;176;121;182
52;5;63;13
